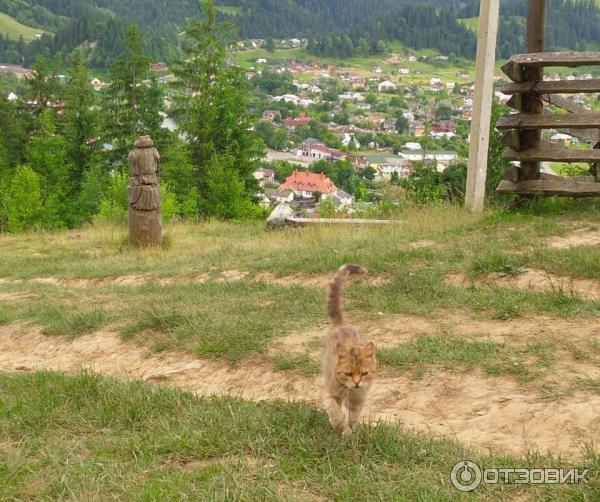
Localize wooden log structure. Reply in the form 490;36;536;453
504;142;600;163
497;178;600;197
500;79;600;95
494;0;600;196
497;113;600;130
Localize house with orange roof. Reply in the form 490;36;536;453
279;170;338;199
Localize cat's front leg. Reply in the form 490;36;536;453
346;388;367;430
322;393;349;433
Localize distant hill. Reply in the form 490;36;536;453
0;12;46;41
2;0;600;67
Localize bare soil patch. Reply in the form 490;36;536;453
0;292;36;301
546;228;600;249
256;272;389;288
2;321;600;459
445;269;600;301
409;240;437;249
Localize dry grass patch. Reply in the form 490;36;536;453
546;227;600;249
445;268;600;301
3;321;600;458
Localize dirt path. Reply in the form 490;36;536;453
2;321;599;460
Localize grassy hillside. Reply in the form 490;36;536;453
459;16;479;32
1;370;597;500
0;11;45;41
2;200;600;498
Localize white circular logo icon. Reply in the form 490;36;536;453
451;460;482;492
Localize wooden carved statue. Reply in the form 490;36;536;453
128;136;162;247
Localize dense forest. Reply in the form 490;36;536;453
0;2;266;232
1;0;600;66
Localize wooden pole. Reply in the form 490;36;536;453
465;0;500;211
520;0;546;180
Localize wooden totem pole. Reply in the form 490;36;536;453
128;136;162;247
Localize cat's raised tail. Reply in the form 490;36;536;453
327;264;368;326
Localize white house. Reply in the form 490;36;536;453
399;67;410;75
331;190;355;208
378;80;397;92
398;150;459;171
6;92;18;102
403;142;422;151
338;92;365;103
253;168;275;185
265;189;294;204
341;133;360;149
379;158;411;179
550;133;572;145
272;94;301;105
298;98;315;108
256;58;268;64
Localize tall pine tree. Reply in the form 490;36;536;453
171;0;263;218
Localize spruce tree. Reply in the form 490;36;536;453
64;49;100;188
102;25;153;161
171;0;263;218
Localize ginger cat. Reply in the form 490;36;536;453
322;264;376;435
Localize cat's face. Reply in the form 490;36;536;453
335;342;376;389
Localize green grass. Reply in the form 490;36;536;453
3;202;600;498
0;12;45;41
378;334;555;380
272;352;320;376
0;371;598;500
3;201;600;363
459;17;480;32
230;45;475;83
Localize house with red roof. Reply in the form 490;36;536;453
283;114;312;130
279;171;338;199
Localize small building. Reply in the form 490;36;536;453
381;118;398;132
549;133;572;146
338;92;365;104
262;110;282;122
398;150;459;171
378;80;397;93
272;94;300;105
151;62;168;72
253;168;276;185
331;190;354;208
265;189;294;204
284;115;312;130
379;158;411;179
409;121;426;137
430;121;457;139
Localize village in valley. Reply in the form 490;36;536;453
2;37;600;218
0;37;504;217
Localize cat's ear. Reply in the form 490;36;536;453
363;342;375;357
336;341;348;357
